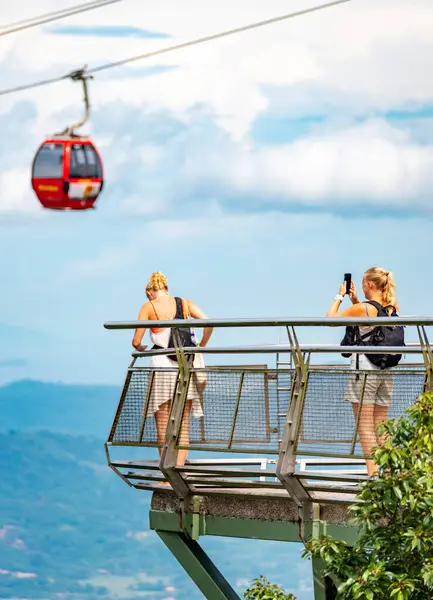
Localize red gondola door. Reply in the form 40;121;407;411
31;141;66;208
66;141;103;209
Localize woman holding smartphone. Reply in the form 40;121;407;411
325;267;399;477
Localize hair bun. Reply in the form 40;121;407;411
147;271;168;291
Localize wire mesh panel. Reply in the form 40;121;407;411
108;368;179;446
296;367;425;457
182;368;292;453
276;368;293;443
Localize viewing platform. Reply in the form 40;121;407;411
104;317;433;600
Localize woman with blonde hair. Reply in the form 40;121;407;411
132;271;213;467
325;267;402;476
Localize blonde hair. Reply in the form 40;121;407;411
146;271;168;293
364;267;399;312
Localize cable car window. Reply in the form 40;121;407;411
84;145;102;178
70;144;88;178
32;144;64;178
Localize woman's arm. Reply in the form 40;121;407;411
186;300;213;347
132;303;150;350
326;281;365;317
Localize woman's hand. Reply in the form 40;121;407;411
338;281;359;304
338;282;347;297
349;281;359;305
134;344;148;352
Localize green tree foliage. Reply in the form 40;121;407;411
244;576;296;600
305;392;433;600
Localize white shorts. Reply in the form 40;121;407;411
344;354;393;407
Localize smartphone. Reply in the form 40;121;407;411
344;273;352;296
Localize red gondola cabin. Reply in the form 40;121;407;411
31;138;103;210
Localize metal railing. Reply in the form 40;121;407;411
104;317;433;509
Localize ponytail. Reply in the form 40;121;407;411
364;267;399;314
382;272;398;311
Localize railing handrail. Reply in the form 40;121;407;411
105;315;433;329
131;342;426;358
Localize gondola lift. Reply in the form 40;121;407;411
31;66;104;211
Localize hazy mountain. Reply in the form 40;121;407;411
0;380;120;437
0;380;312;599
0;429;311;600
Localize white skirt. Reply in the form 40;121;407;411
146;352;204;418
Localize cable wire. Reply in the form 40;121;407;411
0;0;118;28
0;0;352;97
90;0;352;74
0;0;122;37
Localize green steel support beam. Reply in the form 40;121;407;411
149;509;361;546
312;558;339;600
156;530;241;600
312;557;327;600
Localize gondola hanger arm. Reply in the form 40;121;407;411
59;65;94;137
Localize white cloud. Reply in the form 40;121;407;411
195;119;433;208
0;168;42;214
1;0;433;215
3;0;433;125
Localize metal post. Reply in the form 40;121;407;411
310;504;339;600
349;373;367;456
228;372;245;449
138;371;155;443
157;531;241;600
418;326;433;392
276;326;312;509
312;559;338;600
312;558;328;600
159;329;192;500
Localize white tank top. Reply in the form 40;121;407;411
150;327;170;348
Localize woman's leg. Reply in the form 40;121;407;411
177;401;192;467
154;400;171;458
154;400;172;486
373;374;393;446
373;405;389;446
352;402;377;477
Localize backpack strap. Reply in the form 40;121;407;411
364;300;397;316
364;300;388;316
174;297;184;319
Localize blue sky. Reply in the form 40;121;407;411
48;25;170;38
1;0;433;387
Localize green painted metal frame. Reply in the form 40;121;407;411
418;325;433;392
228;372;245;449
138;370;155;443
157;531;241;600
159;329;193;501
149;509;361;547
275;326;312;509
150;506;359;599
349;372;367;455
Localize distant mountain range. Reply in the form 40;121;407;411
0;430;200;600
0;379;120;437
0;380;312;599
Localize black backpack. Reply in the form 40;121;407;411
152;297;197;362
340;300;405;369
